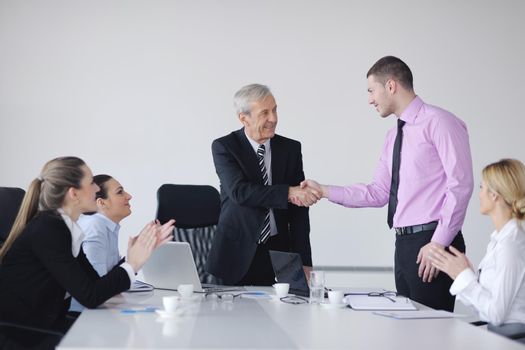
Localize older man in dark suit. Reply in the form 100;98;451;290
206;84;319;286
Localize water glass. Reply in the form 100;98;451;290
309;270;325;304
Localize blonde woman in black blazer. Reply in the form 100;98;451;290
0;157;174;334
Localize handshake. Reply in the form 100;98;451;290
288;179;327;207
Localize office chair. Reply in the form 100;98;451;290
0;187;25;245
487;323;525;344
156;184;221;284
469;320;525;344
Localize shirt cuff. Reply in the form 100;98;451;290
430;225;454;246
449;268;476;295
120;262;136;284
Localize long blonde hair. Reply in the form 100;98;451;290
482;158;525;220
0;157;86;261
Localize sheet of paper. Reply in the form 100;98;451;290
126;280;154;293
373;310;466;319
345;294;417;311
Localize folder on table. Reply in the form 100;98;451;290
345;294;417;311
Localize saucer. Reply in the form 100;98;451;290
320;302;347;309
156;309;181;318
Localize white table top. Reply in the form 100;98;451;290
58;288;523;350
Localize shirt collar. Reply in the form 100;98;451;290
92;212;120;233
399;95;424;124
57;208;85;258
244;128;271;154
491;218;520;243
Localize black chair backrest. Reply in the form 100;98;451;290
156;184;220;228
0;187;25;244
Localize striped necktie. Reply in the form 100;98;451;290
257;144;271;244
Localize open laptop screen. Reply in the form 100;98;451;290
142;241;203;291
269;250;309;297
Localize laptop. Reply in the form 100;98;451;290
269;250;390;299
269;250;311;297
141;241;203;292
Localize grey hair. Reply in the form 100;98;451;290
233;84;273;115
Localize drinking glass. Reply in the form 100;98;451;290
309;270;325;304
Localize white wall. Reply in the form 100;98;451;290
1;0;524;268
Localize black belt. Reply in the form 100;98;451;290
394;221;438;235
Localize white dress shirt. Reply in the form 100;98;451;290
450;219;525;325
78;213;121;277
245;131;278;237
65;211;135;311
57;208;85;258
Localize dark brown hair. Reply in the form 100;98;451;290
93;174;113;200
367;56;414;90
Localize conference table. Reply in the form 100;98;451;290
57;287;523;349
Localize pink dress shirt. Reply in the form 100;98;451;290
328;96;473;246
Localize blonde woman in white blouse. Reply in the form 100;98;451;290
430;159;525;337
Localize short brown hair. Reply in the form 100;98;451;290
367;56;414;90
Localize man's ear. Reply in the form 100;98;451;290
386;79;396;94
239;112;250;126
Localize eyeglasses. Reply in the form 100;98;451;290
346;291;405;303
204;291;268;301
205;292;242;301
279;296;309;305
367;291;398;303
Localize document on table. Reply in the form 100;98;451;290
126;280;154;293
345;294;417;311
373;310;465;319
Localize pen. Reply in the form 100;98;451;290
121;307;157;314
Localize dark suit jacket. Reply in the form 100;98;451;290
206;128;311;284
0;211;130;330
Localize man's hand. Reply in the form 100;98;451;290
300;179;329;199
429;246;472;280
288;185;321;207
416;241;444;282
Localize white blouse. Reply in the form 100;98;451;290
57;208;85;258
450;219;525;325
58;209;135;304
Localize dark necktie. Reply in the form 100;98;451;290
257;144;271;244
387;119;406;229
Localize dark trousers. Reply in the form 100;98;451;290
238;234;290;286
395;230;465;311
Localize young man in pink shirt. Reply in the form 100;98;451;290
300;56;474;311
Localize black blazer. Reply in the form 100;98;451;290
206;129;311;284
0;211;130;330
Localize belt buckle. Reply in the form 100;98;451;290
395;227;406;235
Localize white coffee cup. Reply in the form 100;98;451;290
273;283;290;298
178;284;194;299
328;290;344;305
162;296;180;312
